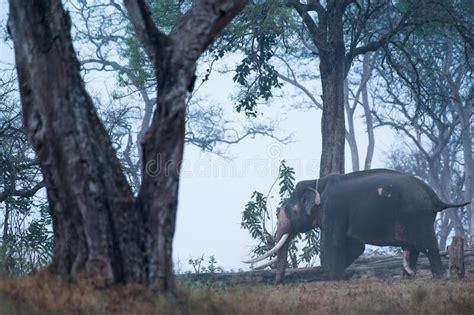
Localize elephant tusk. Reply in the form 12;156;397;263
242;234;289;264
252;257;277;270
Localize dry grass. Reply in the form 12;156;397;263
183;279;474;315
1;271;474;314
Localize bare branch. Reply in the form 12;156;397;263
0;181;44;203
345;7;413;72
277;72;322;110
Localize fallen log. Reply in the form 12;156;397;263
177;250;474;286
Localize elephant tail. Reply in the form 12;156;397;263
437;200;471;212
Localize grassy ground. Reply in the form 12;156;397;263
1;271;474;314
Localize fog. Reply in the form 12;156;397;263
0;1;398;273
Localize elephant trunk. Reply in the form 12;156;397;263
275;236;291;284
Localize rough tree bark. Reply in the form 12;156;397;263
318;23;347;176
448;236;464;279
8;0;246;291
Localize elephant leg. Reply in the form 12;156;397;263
324;220;347;279
344;241;365;269
402;247;419;278
423;229;446;278
326;245;346;280
409;249;420;273
426;247;445;278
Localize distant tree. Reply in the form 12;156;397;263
385;143;466;251
1;201;53;276
0;67;49;275
8;0;246;291
375;23;472;249
0;68;43;209
344;52;377;171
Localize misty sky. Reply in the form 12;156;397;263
0;2;401;272
172;66;396;272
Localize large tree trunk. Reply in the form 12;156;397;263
135;77;187;290
319;47;346;177
8;0;246;291
317;12;346;267
8;1;141;285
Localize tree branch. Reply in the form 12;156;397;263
276;72;322;110
307;0;325;16
287;0;323;45
0;181;44;203
123;0;169;70
345;8;413;72
169;0;247;64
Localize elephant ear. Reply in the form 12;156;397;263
305;187;321;216
306;187;321;206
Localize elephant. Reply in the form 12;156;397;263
243;169;469;284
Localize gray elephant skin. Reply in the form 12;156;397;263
244;169;470;284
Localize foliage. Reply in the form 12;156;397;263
241;161;320;268
212;0;298;117
376;19;472;246
278;160;295;204
187;255;224;274
0;199;53;276
116;0;189;89
241;191;270;243
0;66;50;276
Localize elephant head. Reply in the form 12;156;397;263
243;179;324;283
